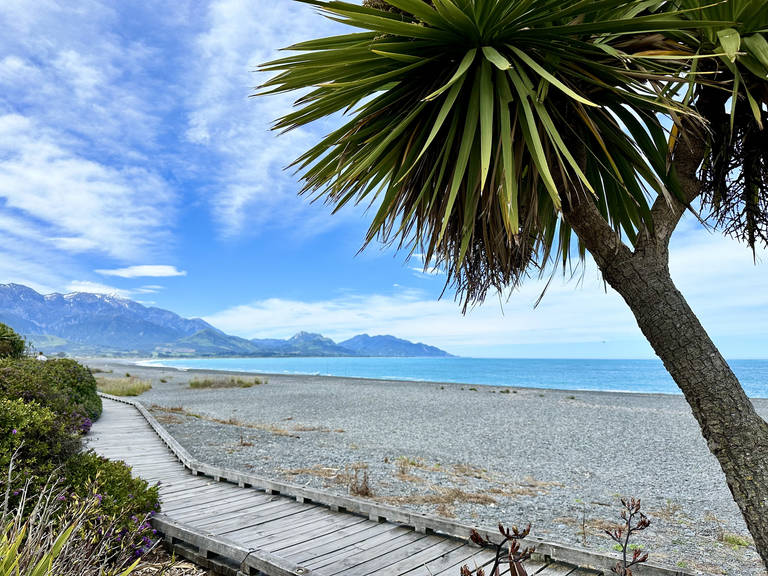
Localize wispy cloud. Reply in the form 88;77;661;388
96;265;187;278
204;281;643;358
0;2;185;290
0;114;175;261
185;0;357;239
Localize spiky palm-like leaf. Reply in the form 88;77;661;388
668;0;768;251
259;0;714;305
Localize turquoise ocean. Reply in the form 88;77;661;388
143;357;768;399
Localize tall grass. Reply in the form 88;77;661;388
96;377;152;397
189;376;265;389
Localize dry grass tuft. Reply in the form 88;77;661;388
150;406;307;438
96;376;152;396
189;376;265;389
283;465;340;479
452;463;490;480
383;486;496;514
652;499;683;521
155;413;183;425
335;463;373;496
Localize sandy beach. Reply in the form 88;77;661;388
88;359;768;576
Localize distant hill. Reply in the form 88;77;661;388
0;283;453;358
339;334;451;357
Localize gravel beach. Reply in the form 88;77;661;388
89;359;768;576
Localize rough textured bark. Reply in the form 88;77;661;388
562;177;768;569
604;243;768;569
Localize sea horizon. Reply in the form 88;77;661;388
137;356;768;399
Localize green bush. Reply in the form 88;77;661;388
0;322;25;359
44;359;102;419
0;397;80;489
0;358;101;433
64;451;161;534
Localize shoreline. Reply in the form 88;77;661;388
94;356;693;399
87;358;768;575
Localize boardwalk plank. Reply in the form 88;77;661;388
534;564;577;576
397;543;479;576
256;515;371;551
282;521;403;562
303;530;422;570
370;538;467;576
329;535;453;576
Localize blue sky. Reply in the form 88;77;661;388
0;1;766;358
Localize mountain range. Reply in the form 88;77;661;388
0;283;452;358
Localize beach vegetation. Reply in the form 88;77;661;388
719;531;752;550
342;463;373;497
605;498;651;576
1;465;152;576
0;398;80;493
463;523;534;576
0;355;162;572
188;376;265;388
88;367;111;374
0;358;101;431
0;323;26;359
96;377;152;397
64;451;161;534
258;0;768;565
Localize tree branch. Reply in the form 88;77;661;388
562;192;633;274
649;117;708;248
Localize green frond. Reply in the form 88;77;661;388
259;0;765;305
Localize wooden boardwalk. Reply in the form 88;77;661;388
87;397;691;576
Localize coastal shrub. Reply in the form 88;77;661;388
64;451;161;535
43;358;102;419
0;322;25;359
0;397;79;491
96;376;152;397
0;358;101;433
2;470;144;576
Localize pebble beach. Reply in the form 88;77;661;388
89;360;768;576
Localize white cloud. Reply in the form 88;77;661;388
0;2;185;292
205;279;645;358
0;114;175;261
96;265;187;278
185;0;357;238
0;2;169;156
62;281;165;299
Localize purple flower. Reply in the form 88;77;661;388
57;494;66;501
11;429;17;435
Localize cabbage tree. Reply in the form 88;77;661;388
258;0;768;565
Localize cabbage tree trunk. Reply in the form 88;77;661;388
563;193;768;568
